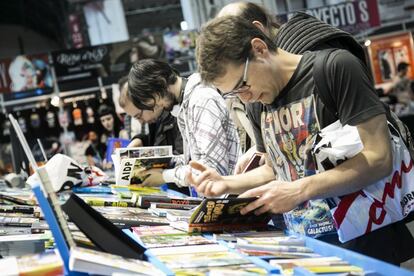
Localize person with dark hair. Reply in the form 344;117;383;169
118;75;183;155
84;130;105;168
189;15;414;264
97;104;128;145
391;61;412;107
217;1;367;174
119;59;240;188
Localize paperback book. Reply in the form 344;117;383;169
138;233;216;249
131;225;186;237
115;146;175;185
69;246;164;276
170;197;271;233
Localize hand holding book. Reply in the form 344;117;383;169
138;168;166;187
239;180;305;215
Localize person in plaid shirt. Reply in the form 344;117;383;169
119;59;240;188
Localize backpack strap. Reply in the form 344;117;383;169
313;49;340;118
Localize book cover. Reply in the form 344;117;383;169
106;138;130;163
236;236;306;247
171;197;271;233
131;225;185;237
139;233;216;249
165;209;193;222
156;250;251;269
173;264;268;276
117;157;173;185
234;243;314;253
0;216;39;227
69;246;164;276
103;214;170;228
212;230;285;242
115;145;174;185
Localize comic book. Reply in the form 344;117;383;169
155;250;252;269
138;233;216;249
69;246;164;276
170;197;271;233
131;225;185;237
236;236;306;246
173;264;268;276
115;146;175;185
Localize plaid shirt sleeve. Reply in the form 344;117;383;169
166;87;240;187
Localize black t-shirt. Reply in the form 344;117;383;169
248;50;385;238
248;50;385;154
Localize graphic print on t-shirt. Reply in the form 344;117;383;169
262;94;336;237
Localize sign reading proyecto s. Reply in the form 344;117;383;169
281;0;380;34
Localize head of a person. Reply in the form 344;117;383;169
9;55;37;91
88;130;98;143
217;1;280;40
98;105;115;133
120;59;178;124
196;15;280;104
397;62;409;77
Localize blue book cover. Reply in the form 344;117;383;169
106;138;129;163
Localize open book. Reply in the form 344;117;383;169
8;114;160;276
170;197;271;233
114;146;175;185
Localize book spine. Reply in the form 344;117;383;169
150;203;198;210
84;199;133;208
138;196;201;208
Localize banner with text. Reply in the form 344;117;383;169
278;0;380;34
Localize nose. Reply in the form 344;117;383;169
237;91;252;103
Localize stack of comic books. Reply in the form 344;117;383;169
113;146;175;185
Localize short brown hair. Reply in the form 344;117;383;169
196;15;277;83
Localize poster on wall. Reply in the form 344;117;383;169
367;31;414;84
51;45;111;83
0;54;53;93
83;0;129;46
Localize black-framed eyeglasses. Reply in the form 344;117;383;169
222;57;251;99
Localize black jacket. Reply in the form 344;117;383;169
132;111;183;155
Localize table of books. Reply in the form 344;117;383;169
0;183;413;275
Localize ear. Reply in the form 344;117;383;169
250;38;269;58
252;20;267;34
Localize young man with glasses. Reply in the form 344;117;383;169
189;15;414;265
119;59;240;188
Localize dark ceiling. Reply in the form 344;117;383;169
0;0;183;49
0;0;69;47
